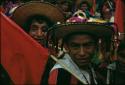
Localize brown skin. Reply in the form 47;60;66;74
101;2;112;20
80;3;88;12
64;34;96;70
29;20;48;45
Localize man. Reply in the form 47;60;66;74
55;0;74;19
1;1;65;84
100;0;115;22
11;1;65;47
41;22;114;85
77;0;92;18
45;0;75;19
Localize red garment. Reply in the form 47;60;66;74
1;12;48;85
48;68;78;85
114;0;125;33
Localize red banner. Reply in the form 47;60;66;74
1;12;48;85
114;0;125;33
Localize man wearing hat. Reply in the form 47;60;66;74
1;1;65;85
11;1;65;47
41;22;114;85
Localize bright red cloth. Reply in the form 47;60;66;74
114;0;125;33
1;12;48;85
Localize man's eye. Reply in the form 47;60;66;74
30;28;37;32
42;26;48;32
30;26;38;30
83;43;95;48
42;28;47;32
70;44;80;49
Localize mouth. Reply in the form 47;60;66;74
74;59;90;66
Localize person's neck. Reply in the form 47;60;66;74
80;65;91;72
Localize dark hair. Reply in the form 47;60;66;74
23;14;54;33
78;1;91;11
63;32;98;44
99;0;115;19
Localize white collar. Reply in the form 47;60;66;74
51;53;92;84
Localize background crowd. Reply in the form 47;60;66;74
1;0;125;37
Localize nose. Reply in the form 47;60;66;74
37;29;43;37
79;46;86;56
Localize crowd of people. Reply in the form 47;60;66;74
0;0;116;21
1;0;125;85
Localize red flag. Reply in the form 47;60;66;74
1;12;48;84
114;0;125;33
90;0;96;16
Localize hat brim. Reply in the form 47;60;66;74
49;22;114;39
11;1;65;27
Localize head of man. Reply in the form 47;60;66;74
23;15;53;45
64;32;97;69
78;1;91;12
11;1;65;46
100;0;115;20
48;22;114;69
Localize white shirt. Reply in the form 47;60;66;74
51;53;92;84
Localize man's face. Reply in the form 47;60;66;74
102;3;112;20
65;34;96;69
80;4;88;12
29;20;48;45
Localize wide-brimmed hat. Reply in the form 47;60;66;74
48;22;114;40
11;1;65;27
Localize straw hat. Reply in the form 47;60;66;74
48;22;114;40
11;1;65;27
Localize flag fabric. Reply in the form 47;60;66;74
1;12;48;85
90;0;96;16
114;0;125;33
